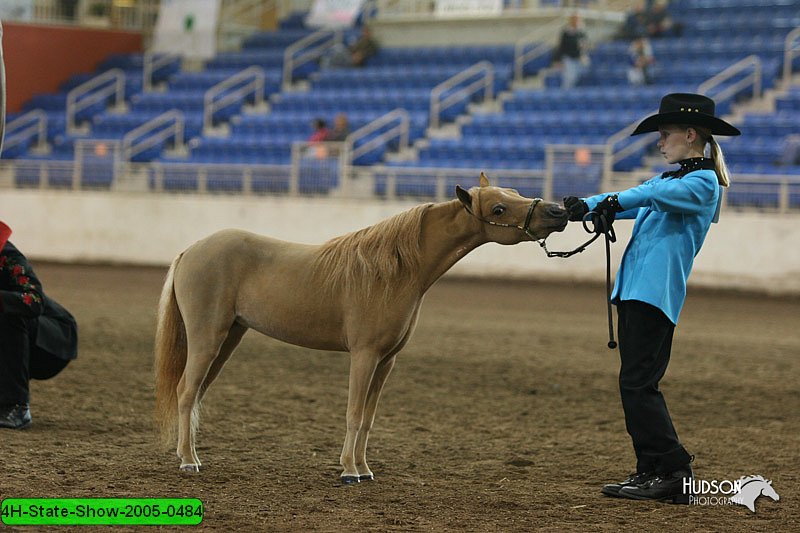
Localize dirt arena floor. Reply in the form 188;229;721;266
1;263;798;532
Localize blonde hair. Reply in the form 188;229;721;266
687;125;732;187
707;135;731;187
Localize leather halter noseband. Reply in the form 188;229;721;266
463;190;543;242
463;190;607;258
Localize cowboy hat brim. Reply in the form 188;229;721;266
631;111;741;136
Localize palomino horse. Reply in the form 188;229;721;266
154;173;567;483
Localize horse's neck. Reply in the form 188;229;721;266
416;200;486;293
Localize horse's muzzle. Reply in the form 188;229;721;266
543;203;569;231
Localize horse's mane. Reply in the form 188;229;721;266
739;475;768;486
313;203;433;299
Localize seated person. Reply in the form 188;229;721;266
327;113;350;142
325;26;379;68
0;222;78;429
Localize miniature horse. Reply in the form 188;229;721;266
154;173;567;483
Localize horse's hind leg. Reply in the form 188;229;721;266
339;350;379;484
354;354;396;481
198;322;248;403
176;327;231;473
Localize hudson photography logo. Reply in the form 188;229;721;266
685;475;780;512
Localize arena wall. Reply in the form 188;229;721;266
4;190;799;294
3;23;143;113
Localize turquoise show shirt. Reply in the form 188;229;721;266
585;168;721;325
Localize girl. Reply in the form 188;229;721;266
564;93;740;503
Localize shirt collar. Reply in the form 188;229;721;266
661;157;715;179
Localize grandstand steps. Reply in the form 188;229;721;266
384;145;419;163
425;122;462;140
286;79;312;93
204;123;232;137
242;101;271;115
0;164;14;188
181;59;206;73
510;69;551;91
116;166;151;193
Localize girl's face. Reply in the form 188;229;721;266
657;125;692;164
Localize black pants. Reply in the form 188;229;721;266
0;314;69;405
617;300;692;474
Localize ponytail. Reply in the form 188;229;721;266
707;135;731;187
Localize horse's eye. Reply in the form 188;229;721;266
492;205;506;216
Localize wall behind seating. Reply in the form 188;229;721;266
3;190;799;294
4;23;142;113
371;11;622;47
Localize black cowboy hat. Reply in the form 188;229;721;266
631;93;741;136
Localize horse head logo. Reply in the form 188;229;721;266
730;475;780;513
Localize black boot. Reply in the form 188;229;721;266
601;472;655;498
619;466;693;504
0;404;32;429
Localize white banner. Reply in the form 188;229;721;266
435;0;502;17
152;0;220;60
305;0;365;29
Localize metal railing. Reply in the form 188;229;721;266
697;54;762;103
372;165;546;202
783;27;800;83
345;109;410;164
122;110;185;162
282;28;342;89
341;109;410;191
203;67;266;133
4;156;799;213
3;110;48;154
430;61;494;130
513;16;566;81
66;68;125;135
143;52;181;92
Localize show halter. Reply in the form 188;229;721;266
465;194;618;349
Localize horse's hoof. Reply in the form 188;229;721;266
340;475;360;485
180;464;200;474
359;474;374;481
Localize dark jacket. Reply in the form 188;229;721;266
0;242;78;360
554;27;587;62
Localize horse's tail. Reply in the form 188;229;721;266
154;252;186;446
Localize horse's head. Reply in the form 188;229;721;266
731;476;780;512
760;480;780;502
456;172;568;245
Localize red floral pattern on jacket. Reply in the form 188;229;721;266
0;243;45;317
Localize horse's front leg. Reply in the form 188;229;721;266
339;350;379;484
354;354;397;481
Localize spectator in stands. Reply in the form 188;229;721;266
616;1;648;40
0;222;79;429
308;118;329;143
645;1;682;38
627;36;655;85
562;93;740;504
326;26;379;68
553;13;589;89
327;113;350;142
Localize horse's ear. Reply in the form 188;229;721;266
455;185;473;212
479;172;491;187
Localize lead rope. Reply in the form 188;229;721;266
466;197;618;350
537;211;617;350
